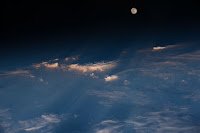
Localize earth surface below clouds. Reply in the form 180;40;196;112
1;43;200;133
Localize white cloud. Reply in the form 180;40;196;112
153;45;178;51
153;46;166;50
41;114;61;123
99;120;119;125
68;61;117;73
138;44;178;53
105;75;118;82
24;126;44;131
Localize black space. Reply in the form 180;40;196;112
0;0;200;51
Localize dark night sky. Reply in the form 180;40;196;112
0;0;200;65
1;0;199;38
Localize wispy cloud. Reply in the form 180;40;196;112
89;90;126;100
88;90;126;106
19;114;65;132
172;50;200;60
0;70;32;78
153;61;183;66
95;120;122;133
105;75;118;82
188;70;200;77
24;126;44;131
96;125;122;133
184;89;200;101
99;120;119;125
88;88;150;107
126;108;199;133
94;107;199;133
41;114;61;123
0;108;10;118
0;70;29;76
0;113;67;133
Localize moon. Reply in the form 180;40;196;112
131;8;137;14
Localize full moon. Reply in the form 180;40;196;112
131;8;137;14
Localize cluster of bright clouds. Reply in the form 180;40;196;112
0;44;184;85
1;43;197;88
32;56;79;69
0;54;119;85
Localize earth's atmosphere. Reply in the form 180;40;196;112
1;42;200;133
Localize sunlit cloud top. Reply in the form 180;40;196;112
105;75;118;82
153;46;166;50
68;61;117;73
152;45;178;51
44;63;59;68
